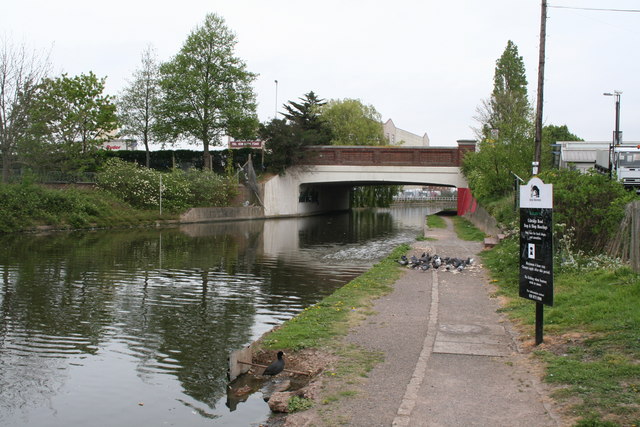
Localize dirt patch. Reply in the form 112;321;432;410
252;348;338;378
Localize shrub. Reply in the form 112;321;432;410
539;168;637;253
96;158;238;211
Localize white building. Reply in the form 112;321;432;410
383;119;429;146
558;141;610;172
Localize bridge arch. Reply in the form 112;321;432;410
262;141;475;217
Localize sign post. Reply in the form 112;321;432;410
519;177;553;345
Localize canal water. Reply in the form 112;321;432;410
0;206;444;426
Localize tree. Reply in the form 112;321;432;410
464;40;534;201
117;45;161;168
282;91;327;132
25;72;118;173
260;118;308;175
0;38;50;182
157;13;258;170
319;99;386;146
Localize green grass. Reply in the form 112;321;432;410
482;236;640;426
451;216;486;241
0;182;177;233
288;396;314;413
261;244;410;351
426;214;447;229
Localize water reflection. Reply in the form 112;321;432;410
0;207;441;426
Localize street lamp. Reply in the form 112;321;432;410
274;80;278;120
603;90;622;179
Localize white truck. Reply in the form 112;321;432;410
594;144;640;192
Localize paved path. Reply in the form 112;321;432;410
319;217;562;427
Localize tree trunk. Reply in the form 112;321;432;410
203;142;212;171
2;151;11;183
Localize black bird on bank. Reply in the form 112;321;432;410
263;351;285;376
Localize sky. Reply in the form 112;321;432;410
3;0;640;147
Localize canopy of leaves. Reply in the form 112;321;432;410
319;99;386;146
23;72;117;173
156;13;258;169
260;118;309;175
117;46;161;167
464;40;534;201
261;91;333;174
0;38;50;182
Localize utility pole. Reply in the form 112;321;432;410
533;0;547;175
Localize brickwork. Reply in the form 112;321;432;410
300;141;475;167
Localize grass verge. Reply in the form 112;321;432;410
261;243;410;351
0;182;177;233
451;216;486;241
482;236;640;426
426;214;447;229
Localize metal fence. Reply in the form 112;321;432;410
392;195;457;202
607;200;640;273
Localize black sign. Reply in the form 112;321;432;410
519;177;554;306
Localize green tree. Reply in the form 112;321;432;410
0;38;50;182
319;98;386;146
464;40;534;201
156;13;258;170
282;92;326;130
261;92;332;175
24;72;118;173
260;118;307;175
351;185;401;208
117;45;161;168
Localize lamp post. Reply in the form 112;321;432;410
603;91;622;179
274;80;278;120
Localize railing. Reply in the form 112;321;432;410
392;195;457;202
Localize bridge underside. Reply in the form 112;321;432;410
263;165;468;217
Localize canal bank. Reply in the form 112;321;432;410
277;217;563;427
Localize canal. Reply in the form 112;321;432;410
0;206;445;426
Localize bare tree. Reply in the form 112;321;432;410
117;45;161;167
0;37;50;182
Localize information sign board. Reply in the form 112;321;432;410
229;140;264;149
519;177;554;306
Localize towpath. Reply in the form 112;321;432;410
285;217;563;426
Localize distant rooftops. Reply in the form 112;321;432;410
383;119;429;147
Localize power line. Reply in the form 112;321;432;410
549;4;640;13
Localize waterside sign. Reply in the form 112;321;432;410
519;177;554;306
228;140;264;149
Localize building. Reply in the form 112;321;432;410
558;141;610;172
383;119;429;147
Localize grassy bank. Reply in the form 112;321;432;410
0;183;173;233
483;236;640;427
261;243;410;351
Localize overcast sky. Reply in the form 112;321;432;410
3;0;639;147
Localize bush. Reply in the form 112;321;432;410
539;168;637;253
0;181;147;232
96;158;238;211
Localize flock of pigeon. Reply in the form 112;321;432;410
398;252;474;272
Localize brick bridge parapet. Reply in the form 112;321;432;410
299;139;476;167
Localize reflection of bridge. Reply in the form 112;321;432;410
262;141;476;217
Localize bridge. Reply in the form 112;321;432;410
261;140;476;217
